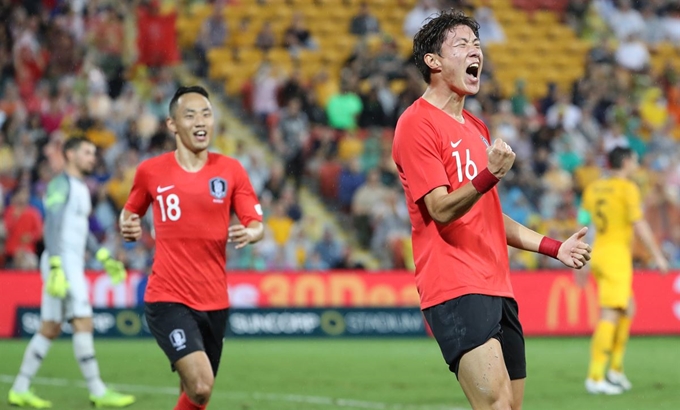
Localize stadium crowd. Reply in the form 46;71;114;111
1;0;680;273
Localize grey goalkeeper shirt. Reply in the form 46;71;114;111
43;173;99;260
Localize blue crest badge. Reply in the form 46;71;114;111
209;177;227;200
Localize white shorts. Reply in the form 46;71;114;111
39;252;92;323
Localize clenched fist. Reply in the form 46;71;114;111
487;139;516;179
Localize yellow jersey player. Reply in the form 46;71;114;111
577;147;669;395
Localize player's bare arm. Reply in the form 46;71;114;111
119;209;142;242
633;219;669;273
228;221;264;249
424;139;516;224
503;214;592;269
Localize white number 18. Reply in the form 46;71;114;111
156;194;182;222
452;149;478;183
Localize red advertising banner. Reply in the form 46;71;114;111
1;270;679;337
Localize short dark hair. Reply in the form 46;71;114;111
608;146;633;170
168;86;210;117
412;9;480;84
62;136;93;157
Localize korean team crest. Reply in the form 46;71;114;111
209;177;227;200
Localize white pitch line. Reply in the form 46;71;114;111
0;375;467;410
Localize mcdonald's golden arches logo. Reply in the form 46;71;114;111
546;276;598;330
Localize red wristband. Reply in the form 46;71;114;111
539;236;562;259
471;168;499;194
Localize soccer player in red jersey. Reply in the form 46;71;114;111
392;11;592;410
119;86;264;410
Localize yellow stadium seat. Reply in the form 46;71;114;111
236;47;265;63
230;31;258;49
299;5;323;20
390;79;407;95
263;48;292;64
395;36;413;57
326;7;355;22
531;10;558;25
296;49;324;64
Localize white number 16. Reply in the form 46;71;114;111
452;149;478;183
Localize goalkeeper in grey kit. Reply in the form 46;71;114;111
7;137;135;409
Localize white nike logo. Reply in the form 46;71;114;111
451;140;462;148
157;185;175;193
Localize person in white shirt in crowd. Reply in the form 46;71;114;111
403;0;441;38
615;31;650;72
608;0;645;41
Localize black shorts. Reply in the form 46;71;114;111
422;294;526;380
144;302;229;376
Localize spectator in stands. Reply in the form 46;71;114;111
403;0;440;38
194;1;228;77
614;32;650;72
338;158;365;212
474;3;505;45
350;2;381;37
326;79;363;131
252;61;283;123
607;0;645;41
573;150;601;195
255;21;277;52
358;86;389;129
314;226;345;269
283;12;316;56
640;4;666;46
371;37;405;81
263;160;286;201
565;0;590;36
0;131;15;178
546;92;583;132
662;2;680;45
3;185;42;269
351;168;389;248
369;190;410;269
272;97;310;188
267;201;295;249
13;131;38;171
279;68;307;108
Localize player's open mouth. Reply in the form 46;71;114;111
194;130;207;141
466;63;480;81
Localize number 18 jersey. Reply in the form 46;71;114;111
124;152;263;311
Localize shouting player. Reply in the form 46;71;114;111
578;147;668;394
8;137;135;409
392;11;592;410
120;86;264;410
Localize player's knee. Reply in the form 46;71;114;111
187;377;214;404
39;322;62;340
71;317;93;333
489;380;513;410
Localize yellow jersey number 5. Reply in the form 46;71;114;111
594;198;607;234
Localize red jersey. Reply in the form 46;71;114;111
392;98;512;310
124;152;263;311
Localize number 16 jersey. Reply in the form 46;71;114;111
124;152;263;311
392;98;512;310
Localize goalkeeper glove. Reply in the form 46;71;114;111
96;248;127;285
46;256;68;298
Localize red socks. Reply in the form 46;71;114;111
174;392;207;410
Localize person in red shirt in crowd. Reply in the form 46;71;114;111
120;86;264;410
392;11;592;410
3;185;42;268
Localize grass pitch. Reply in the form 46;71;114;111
0;337;678;410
